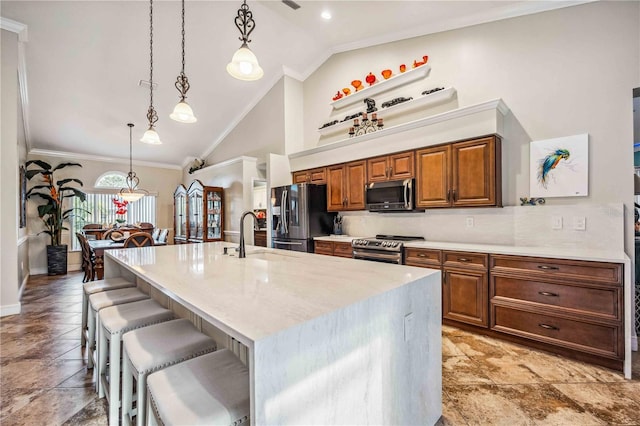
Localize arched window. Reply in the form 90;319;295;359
95;171;128;188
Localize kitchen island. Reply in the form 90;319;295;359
103;242;442;425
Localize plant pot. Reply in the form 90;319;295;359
47;244;68;276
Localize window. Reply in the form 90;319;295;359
69;172;157;250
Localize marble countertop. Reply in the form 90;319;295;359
404;240;627;263
105;242;437;345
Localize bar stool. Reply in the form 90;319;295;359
147;349;250;426
121;319;217;426
87;287;149;370
81;277;135;347
98;299;174;426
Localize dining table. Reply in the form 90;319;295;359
88;239;166;280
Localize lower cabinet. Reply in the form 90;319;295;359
404;248;624;370
254;230;267;247
315;240;353;258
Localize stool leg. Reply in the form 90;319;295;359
87;306;96;369
97;323;108;398
108;335;121;426
147;389;159;426
121;350;133;426
81;291;88;346
136;373;147;426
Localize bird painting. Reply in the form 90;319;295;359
537;148;570;188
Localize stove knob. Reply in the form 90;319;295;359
393;242;399;247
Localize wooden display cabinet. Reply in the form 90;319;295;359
173;184;189;244
187;180;224;243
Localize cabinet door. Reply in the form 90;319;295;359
333;241;353;258
327;165;346;211
366;156;389;183
416;145;451;208
443;268;488;328
292;171;309;184
309;167;327;184
315;240;334;255
345;160;366;210
389;151;415;180
204;188;223;242
452;136;499;207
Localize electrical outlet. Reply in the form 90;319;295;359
573;216;586;231
552;216;563;230
404;312;414;342
465;217;474;228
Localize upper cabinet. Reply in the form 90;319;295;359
187;180;224;243
416;136;501;209
292;167;327;185
367;151;414;183
173;184;188;244
327;160;366;211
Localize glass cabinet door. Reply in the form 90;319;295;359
187;180;204;241
173;184;188;242
205;188;224;241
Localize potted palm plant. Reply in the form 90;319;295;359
25;160;88;275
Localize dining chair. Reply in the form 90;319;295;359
123;232;155;248
103;228;125;242
151;228;160;241
157;229;169;244
76;232;96;283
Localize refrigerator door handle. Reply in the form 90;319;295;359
281;189;289;234
273;240;303;246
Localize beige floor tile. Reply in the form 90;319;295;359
443;356;494;386
0;388;96;426
473;354;545;384
446;385;536;426
553;382;640;424
1;358;85;391
61;397;108;426
439;392;469;425
0;388;44;420
442;335;466;357
448;333;530;358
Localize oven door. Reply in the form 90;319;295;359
352;249;402;264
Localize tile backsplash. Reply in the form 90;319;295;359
341;203;624;251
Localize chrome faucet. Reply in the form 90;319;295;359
238;211;259;258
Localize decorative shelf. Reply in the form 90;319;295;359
319;87;457;136
330;65;431;110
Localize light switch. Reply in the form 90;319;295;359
552;216;563;230
573;216;586;231
404;312;414;342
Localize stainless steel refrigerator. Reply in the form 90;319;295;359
271;183;336;252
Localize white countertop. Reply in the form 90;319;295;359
405;240;627;263
314;235;366;242
105;242;437;345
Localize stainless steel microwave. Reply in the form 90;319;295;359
366;179;419;212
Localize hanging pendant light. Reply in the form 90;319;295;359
170;0;197;123
227;0;264;81
120;123;149;203
141;0;162;144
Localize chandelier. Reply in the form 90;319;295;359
226;0;264;81
120;123;149;202
141;0;162;144
170;0;197;123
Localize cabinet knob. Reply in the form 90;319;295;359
417;253;427;258
389;166;393;176
457;257;471;263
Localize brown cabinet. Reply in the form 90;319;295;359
292;167;327;184
443;251;489;328
173;184;189;244
404;247;441;268
490;254;624;364
314;240;353;258
367;151;414;183
327;161;366;211
254;230;267;247
416;136;501;208
186;180;224;243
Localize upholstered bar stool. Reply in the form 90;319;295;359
147;349;250;426
81;277;135;347
98;299;174;426
121;319;217;426
87;287;149;370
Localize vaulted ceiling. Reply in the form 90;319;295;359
1;1;588;168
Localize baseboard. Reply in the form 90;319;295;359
632;335;638;352
30;267;47;275
0;303;21;317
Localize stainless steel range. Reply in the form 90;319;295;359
352;235;425;264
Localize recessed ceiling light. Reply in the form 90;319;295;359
321;10;331;20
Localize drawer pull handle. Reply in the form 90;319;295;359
537;265;559;271
457;257;471;262
538;323;559;331
417;253;427;258
538;291;559;297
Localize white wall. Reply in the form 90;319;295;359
1;29;21;316
302;1;639;256
26;153;182;274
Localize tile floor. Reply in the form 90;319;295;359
1;272;639;425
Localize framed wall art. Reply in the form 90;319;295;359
530;133;589;198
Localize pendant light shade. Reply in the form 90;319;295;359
171;0;197;123
227;1;263;81
120;123;149;203
141;0;162;144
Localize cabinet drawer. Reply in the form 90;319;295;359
333;242;354;258
404;248;441;268
491;255;622;285
492;305;622;359
491;276;622;321
443;251;488;269
309;167;327;184
315;240;333;255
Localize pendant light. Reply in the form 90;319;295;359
141;0;162;144
226;0;264;81
120;123;149;202
170;0;197;123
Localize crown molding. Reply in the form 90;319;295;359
0;17;28;42
28;149;183;170
190;156;258;177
